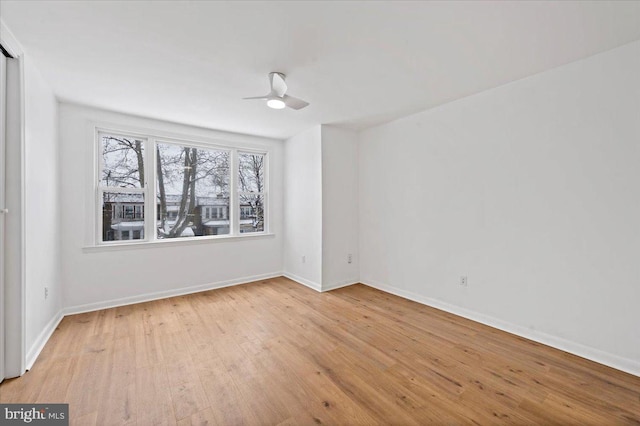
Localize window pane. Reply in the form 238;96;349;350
238;153;265;193
101;134;145;188
156;143;230;238
102;192;145;241
239;194;264;233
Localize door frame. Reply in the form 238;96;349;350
1;21;26;381
0;45;6;384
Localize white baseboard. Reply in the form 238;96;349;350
282;272;322;292
26;310;64;371
361;278;640;378
322;279;358;292
282;274;357;292
63;272;283;316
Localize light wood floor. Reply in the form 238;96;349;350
1;277;639;425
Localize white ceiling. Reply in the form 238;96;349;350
2;1;640;139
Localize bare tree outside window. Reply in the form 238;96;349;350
156;142;230;238
101;135;145;188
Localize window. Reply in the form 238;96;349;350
97;130;267;244
204;206;227;219
99;134;146;242
240;206;253;219
156;141;230;239
238;152;265;233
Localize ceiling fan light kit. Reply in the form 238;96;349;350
244;72;309;110
266;97;286;109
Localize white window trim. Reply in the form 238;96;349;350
91;124;271;248
82;232;276;253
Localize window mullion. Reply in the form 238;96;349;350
145;137;156;242
263;152;268;233
96;187;103;246
230;149;239;236
95;132;103;245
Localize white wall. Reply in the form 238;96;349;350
23;56;62;366
359;41;640;375
283;126;323;290
59;103;283;311
321;126;359;290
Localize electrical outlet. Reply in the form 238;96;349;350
302;255;306;264
347;254;353;264
460;276;468;287
44;287;49;300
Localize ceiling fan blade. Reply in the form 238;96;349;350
243;94;270;100
283;94;309;110
270;72;288;97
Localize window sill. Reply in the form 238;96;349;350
82;233;276;253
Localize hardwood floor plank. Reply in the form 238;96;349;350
169;380;210;422
176;407;220;426
198;355;261;425
2;278;639;425
97;369;136;426
73;411;98;426
135;365;177;426
35;356;78;404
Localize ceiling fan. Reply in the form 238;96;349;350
243;72;309;110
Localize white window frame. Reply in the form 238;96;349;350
94;127;269;246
